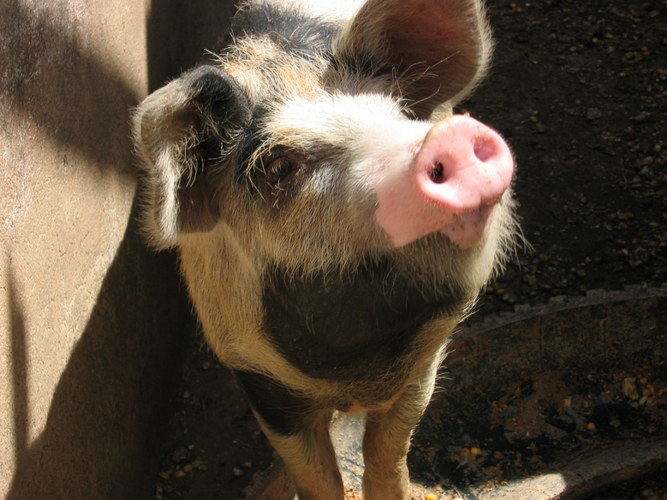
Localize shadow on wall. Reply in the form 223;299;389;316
0;0;140;172
5;266;28;494
2;0;232;498
6;210;188;499
1;0;235;169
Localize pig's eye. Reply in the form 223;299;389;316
266;157;293;186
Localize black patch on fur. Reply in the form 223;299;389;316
262;262;463;381
234;369;315;436
186;65;251;140
230;3;339;59
172;65;252;232
235;104;270;185
183;65;252;172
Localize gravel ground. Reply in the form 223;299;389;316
153;0;666;498
469;0;666;316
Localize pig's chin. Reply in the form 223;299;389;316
438;203;494;249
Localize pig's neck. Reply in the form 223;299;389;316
261;261;465;381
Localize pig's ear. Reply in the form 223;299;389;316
338;0;492;118
132;65;250;248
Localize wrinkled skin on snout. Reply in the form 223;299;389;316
133;0;519;498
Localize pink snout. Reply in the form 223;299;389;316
376;115;514;248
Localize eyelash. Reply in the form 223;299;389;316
266;156;293;186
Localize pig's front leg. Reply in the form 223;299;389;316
269;411;343;500
235;371;344;500
362;371;438;500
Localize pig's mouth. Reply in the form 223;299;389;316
439;201;497;249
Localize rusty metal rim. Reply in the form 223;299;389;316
466;440;667;500
454;284;667;341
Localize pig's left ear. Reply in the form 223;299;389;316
132;65;250;249
338;0;492;118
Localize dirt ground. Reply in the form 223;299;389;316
152;0;665;498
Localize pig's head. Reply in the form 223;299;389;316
133;0;518;294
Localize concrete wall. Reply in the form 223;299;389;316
0;0;234;497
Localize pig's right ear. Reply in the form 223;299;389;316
338;0;492;118
132;65;250;249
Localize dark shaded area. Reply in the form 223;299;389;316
588;473;667;500
466;0;666;313
236;369;315;437
6;266;29;487
410;291;666;497
153;338;274;500
146;0;236;91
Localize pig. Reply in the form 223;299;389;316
132;0;518;498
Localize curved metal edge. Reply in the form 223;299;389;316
473;440;667;500
453;284;667;343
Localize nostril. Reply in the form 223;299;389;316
473;136;498;163
430;161;445;184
